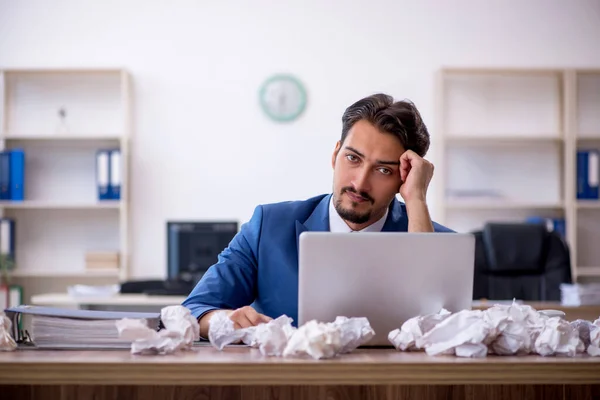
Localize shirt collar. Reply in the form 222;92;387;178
328;195;388;233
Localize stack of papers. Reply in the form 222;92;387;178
561;284;600;306
32;315;139;348
5;305;161;349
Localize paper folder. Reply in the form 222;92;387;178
4;305;161;349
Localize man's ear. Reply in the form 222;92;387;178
331;141;341;169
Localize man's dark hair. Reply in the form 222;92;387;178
340;93;430;157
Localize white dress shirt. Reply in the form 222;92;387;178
328;195;388;233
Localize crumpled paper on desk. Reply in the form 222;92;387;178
572;318;600;356
116;305;199;355
0;312;17;351
388;308;451;352
389;301;595;358
208;311;375;359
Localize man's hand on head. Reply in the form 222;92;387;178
398;150;434;205
398;150;435;232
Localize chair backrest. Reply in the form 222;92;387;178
471;222;572;301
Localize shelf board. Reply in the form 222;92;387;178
441;67;564;75
576;267;600;277
445;135;562;145
2;134;123;141
9;269;120;278
577;200;600;209
577;136;600;142
446;200;564;210
3;68;125;74
0;201;121;209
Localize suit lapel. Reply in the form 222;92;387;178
295;194;331;249
382;198;409;232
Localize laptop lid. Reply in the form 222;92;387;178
297;232;475;346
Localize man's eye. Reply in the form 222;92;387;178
378;168;391;175
346;154;358;162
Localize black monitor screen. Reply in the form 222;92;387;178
167;221;238;283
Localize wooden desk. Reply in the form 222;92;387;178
0;347;599;400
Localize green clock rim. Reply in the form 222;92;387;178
259;74;307;122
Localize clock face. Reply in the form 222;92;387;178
259;74;307;122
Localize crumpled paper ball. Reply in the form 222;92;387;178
0;312;17;352
116;305;200;355
583;318;600;356
389;301;595;358
208;311;375;359
388;308;451;352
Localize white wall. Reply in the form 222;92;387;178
1;0;600;278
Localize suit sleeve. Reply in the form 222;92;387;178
433;222;455;233
182;205;263;320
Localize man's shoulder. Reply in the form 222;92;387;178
259;194;328;218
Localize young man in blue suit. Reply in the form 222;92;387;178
182;93;453;338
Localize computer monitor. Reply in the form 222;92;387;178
167;221;238;285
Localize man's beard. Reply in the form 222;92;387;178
334;187;374;224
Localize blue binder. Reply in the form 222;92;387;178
96;150;111;201
525;216;566;238
109;149;121;200
0;152;9;201
9;149;25;201
577;150;599;200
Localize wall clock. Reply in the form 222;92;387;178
259;74;307;122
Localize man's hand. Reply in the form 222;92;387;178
199;306;272;338
398;150;435;232
399;150;434;204
226;306;273;329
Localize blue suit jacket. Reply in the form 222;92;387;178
182;193;453;325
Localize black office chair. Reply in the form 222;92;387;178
472;222;572;301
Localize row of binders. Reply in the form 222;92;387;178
577;149;599;200
0;149;25;201
96;149;121;201
0;147;120;202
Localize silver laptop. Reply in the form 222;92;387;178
297;232;475;346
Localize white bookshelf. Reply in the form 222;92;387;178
0;68;131;298
436;67;600;282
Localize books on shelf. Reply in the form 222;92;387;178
4;305;160;349
577;149;599;200
96;148;121;201
85;250;120;271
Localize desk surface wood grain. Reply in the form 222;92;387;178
1;347;599;386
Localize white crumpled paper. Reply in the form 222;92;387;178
0;312;17;351
116;305;199;355
388;308;451;352
208;311;375;359
572;318;600;356
589;320;600;357
389;301;597;358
